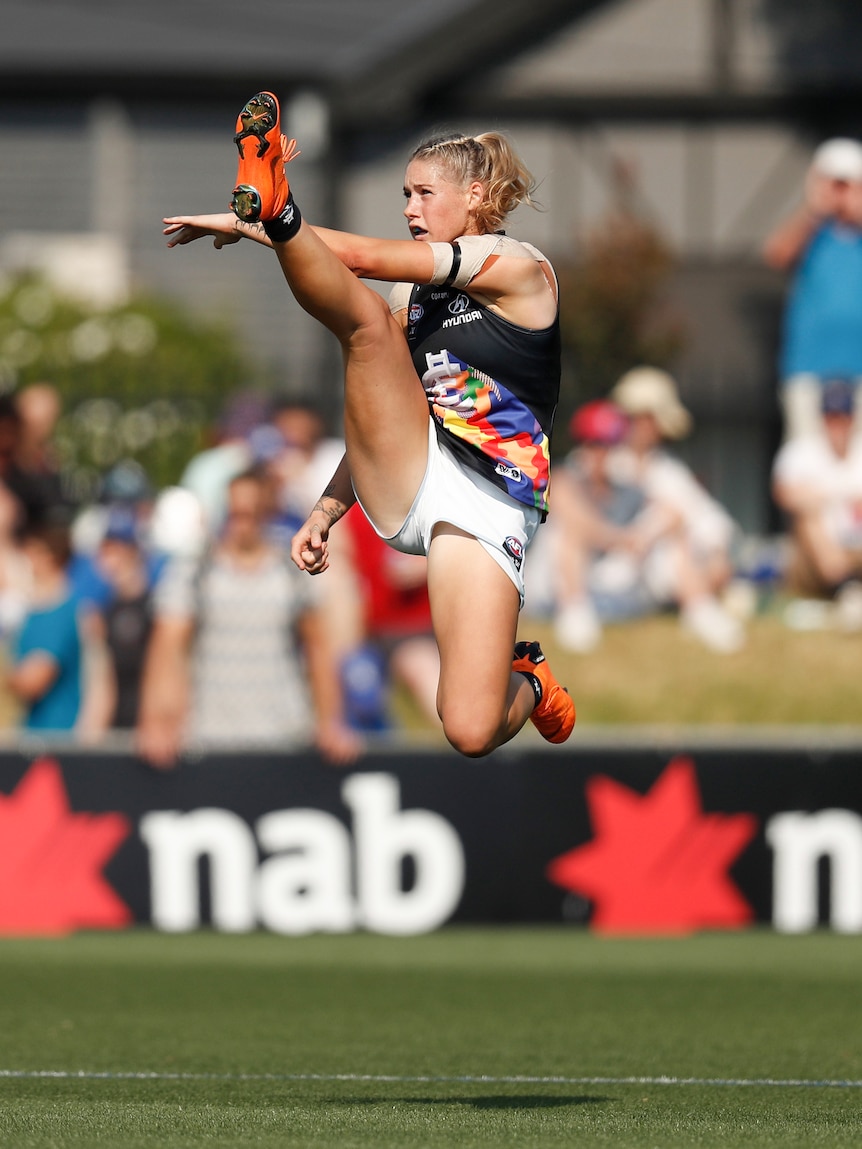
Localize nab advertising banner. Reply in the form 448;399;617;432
1;742;861;937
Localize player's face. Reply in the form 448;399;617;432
403;159;484;243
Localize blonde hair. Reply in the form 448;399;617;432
408;131;536;233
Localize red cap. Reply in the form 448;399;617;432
569;399;628;445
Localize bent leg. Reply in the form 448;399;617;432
427;525;535;757
794;514;855;589
270;224;430;533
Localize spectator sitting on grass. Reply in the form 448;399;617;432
607;366;744;653
551;394;745;655
772;377;862;631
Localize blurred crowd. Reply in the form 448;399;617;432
0;136;861;755
528;133;862;654
0;382;441;764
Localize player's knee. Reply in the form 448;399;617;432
441;712;502;759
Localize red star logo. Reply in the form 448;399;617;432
0;758;132;935
546;757;757;935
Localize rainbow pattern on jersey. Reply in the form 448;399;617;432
421;349;550;512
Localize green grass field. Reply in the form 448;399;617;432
392;610;862;735
1;929;860;1147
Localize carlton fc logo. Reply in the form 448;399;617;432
448;294;471;315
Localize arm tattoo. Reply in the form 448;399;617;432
314;488;348;525
236;220;268;241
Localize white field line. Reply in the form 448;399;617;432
0;1070;861;1088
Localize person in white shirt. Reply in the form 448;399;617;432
607;366;745;654
772;378;862;623
136;468;359;767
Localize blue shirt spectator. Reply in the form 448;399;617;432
13;592;82;730
781;222;862;378
764;137;862;441
7;517;83;732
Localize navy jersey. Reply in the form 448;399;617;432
401;244;560;514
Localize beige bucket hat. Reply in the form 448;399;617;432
610;366;693;440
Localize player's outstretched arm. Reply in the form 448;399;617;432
163;212;274;249
163;209;440;294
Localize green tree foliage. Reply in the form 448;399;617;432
0;274;271;500
555;169;687;448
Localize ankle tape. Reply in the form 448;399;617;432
515;670;543;708
262;192;302;242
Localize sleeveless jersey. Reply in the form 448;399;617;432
401;250;560;515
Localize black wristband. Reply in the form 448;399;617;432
262;192;302;243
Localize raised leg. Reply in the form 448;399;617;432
270;226;430;535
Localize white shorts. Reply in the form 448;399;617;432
358;420;541;607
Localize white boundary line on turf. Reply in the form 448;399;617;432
1;1070;861;1089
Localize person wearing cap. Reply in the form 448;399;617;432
75;506;160;739
772;377;862;629
763;137;862;441
68;459;160;620
549;398;684;653
605;367;745;653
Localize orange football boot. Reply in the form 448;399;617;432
230;91;299;223
512;640;576;744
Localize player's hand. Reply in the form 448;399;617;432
163;213;242;249
291;517;331;575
